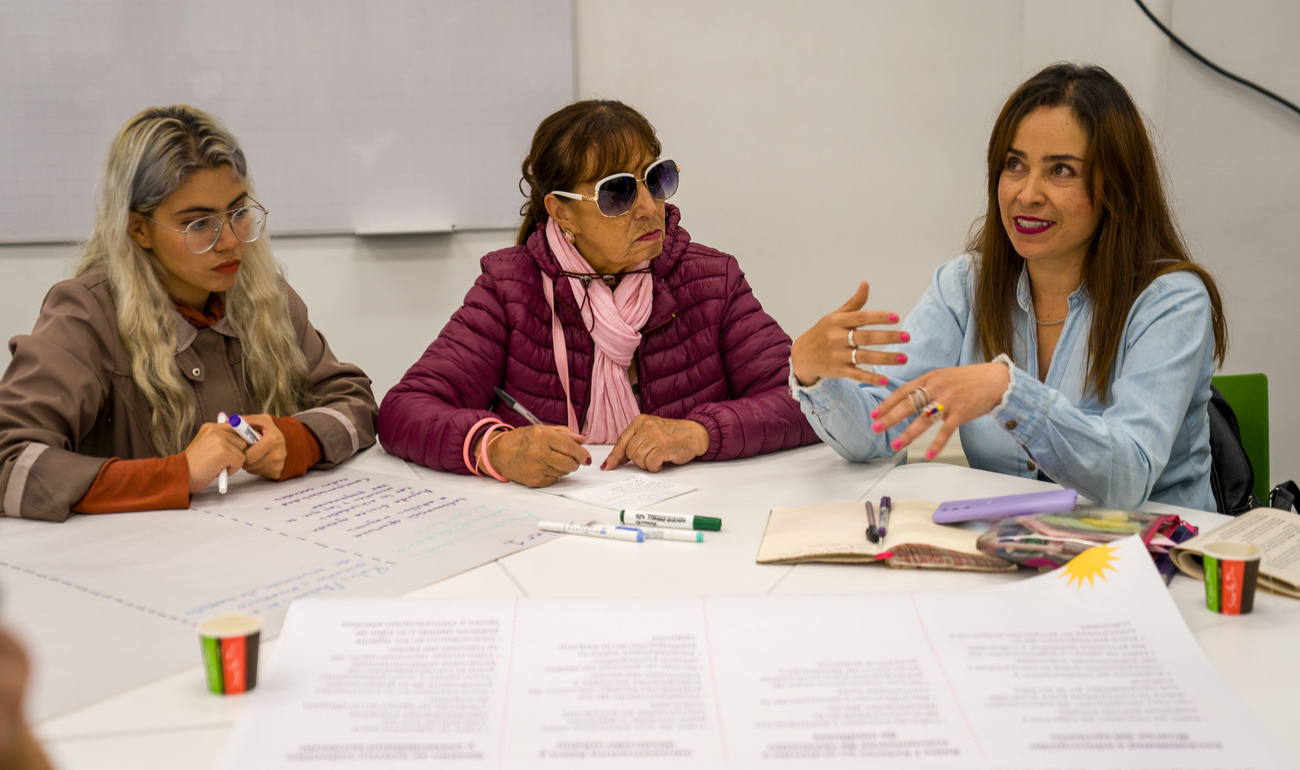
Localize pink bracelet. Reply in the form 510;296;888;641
463;417;506;475
478;424;511;482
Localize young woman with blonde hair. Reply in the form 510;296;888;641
0;105;377;522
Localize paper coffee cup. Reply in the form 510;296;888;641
1202;541;1262;615
198;614;261;694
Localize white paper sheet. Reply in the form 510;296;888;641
416;445;697;510
217;536;1295;769
0;464;588;721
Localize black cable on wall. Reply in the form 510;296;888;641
1133;0;1300;117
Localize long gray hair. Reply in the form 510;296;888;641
77;105;313;454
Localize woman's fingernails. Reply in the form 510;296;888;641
899;332;910;342
925;449;936;460
896;354;907;364
872;422;884;433
879;376;889;385
891;439;904;450
870;409;880;419
585;457;592;466
889;313;899;323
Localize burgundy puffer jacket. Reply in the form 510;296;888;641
378;205;818;473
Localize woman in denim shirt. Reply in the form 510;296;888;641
790;64;1227;511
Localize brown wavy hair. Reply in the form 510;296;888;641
968;63;1226;400
516;100;661;245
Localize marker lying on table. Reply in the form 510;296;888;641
538;521;643;542
878;496;892;538
620;510;722;531
639;528;703;543
865;500;879;544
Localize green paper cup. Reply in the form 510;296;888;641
1202;541;1262;615
198;614;261;695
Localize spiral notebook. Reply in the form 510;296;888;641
757;498;1016;572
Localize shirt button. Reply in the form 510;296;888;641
1027;460;1037;471
1004;419;1018;430
191;367;201;377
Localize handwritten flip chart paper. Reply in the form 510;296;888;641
0;466;584;722
217;536;1293;769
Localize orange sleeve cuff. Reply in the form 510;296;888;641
73;454;191;514
274;415;323;481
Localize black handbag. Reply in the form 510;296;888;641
1208;385;1298;515
1208;385;1260;515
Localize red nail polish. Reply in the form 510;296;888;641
872;422;883;433
870;409;880;419
891;439;903;450
896;354;907;364
880;376;889;385
889;313;899;323
899;332;910;342
925;449;936;460
585;457;592;466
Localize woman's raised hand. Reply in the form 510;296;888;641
484;425;591;488
790;281;909;387
870;362;1011;460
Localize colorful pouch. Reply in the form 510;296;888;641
975;508;1198;578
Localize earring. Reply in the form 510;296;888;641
563;229;575;244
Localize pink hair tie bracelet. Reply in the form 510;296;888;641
463;417;509;477
477;423;512;483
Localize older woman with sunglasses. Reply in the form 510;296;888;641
0;105;378;522
379;100;817;486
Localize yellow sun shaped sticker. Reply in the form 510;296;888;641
1060;543;1121;588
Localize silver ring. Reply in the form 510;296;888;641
847;328;856;348
909;386;931;414
851;348;858;365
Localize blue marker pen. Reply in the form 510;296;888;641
226;414;261;446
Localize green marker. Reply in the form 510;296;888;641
620;509;721;531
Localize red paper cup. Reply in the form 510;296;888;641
1202;541;1262;615
198;614;261;695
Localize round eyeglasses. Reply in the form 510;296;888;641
139;200;269;255
550;158;679;218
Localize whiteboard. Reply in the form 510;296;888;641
0;0;573;242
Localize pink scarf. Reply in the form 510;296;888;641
545;219;653;443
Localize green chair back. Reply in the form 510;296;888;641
1212;373;1269;503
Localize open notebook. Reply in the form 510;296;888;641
757;498;1016;572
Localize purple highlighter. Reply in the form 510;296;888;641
932;489;1078;524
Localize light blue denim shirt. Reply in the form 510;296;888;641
793;253;1216;511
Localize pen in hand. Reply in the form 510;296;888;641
216;413;229;495
493;387;543;426
866;500;879;544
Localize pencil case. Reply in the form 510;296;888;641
975;508;1198;576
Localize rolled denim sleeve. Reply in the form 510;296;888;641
793;256;975;462
990;272;1214;509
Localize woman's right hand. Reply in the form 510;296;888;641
184;422;249;494
483;425;591;488
790;281;909;387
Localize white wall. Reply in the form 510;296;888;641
1;0;1295;488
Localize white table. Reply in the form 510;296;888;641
29;444;1300;768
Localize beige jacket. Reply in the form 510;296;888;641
0;267;378;522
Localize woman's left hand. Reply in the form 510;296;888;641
238;414;288;480
871;363;1011;459
603;415;709;472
